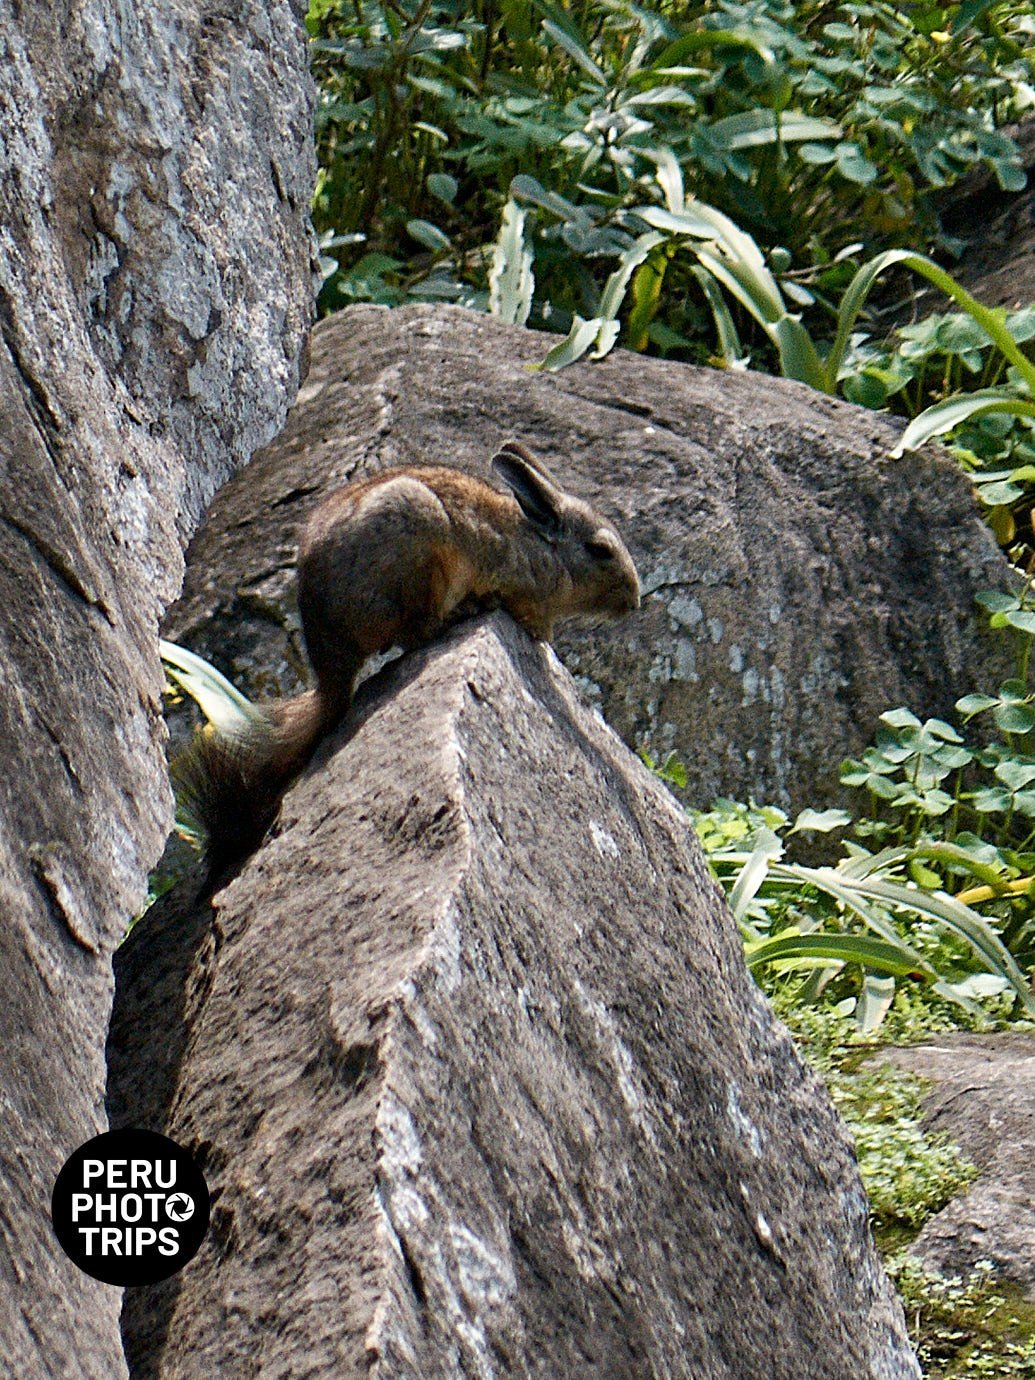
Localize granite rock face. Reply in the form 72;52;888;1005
886;1034;1035;1298
166;302;1012;817
0;3;314;1375
111;615;920;1379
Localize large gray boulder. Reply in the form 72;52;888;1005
110;615;920;1379
166;301;1012;817
0;3;314;1375
886;1034;1035;1298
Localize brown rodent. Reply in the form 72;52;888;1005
179;441;640;880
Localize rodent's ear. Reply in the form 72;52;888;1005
493;440;564;487
491;444;566;536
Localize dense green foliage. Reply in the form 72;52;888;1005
308;0;1031;330
889;1256;1035;1377
844;307;1035;554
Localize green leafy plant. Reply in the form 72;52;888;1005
688;794;1035;1032
528;174;1035;413
308;0;1032;318
888;1255;1035;1378
835;307;1035;558
843;307;1035;412
306;0;1035;580
777;1005;979;1236
488;198;534;325
839;585;1035;971
775;1008;1035;1377
653;585;1035;1033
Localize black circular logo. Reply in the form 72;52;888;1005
51;1128;210;1286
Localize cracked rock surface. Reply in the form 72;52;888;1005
110;614;920;1379
0;3;314;1375
166;302;1012;817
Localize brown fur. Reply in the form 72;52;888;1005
179;442;639;884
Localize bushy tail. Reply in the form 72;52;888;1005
173;689;333;885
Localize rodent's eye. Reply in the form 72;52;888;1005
585;535;616;561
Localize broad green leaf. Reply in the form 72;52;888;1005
995;162;1027;193
870;775;906;801
408;28;467;54
406;218;451;251
598;232;667;321
857;974;897;1034
976;590;1021;613
798;142;837;165
909;858;943;889
707;110;842;151
541;18;607;86
791;808;853;834
906;787;954;816
590;320;620;360
837;845;913;880
637;201;784;319
160;640;261;735
924;717;964;743
628;247;670;352
535;314;602;371
976;479;1025;505
534;232;669;369
623;86;696;109
426;173;457;204
692;245;784;328
770;315;829;391
772;863;933;963
689;264;747;369
746;933;929;979
955;693;999;717
995;760;1035;791
835;143;878;185
510;174;582;222
830;871;1035;1016
651;28;775;70
905;841;1009;889
729;826;783;923
999;679;1031;699
489;200;534;326
639;147;684;214
891;391;1035;457
881;707;922;731
971;786;1012;813
993;702;1035;734
946;974;1010;1001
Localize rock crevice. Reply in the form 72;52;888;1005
111;615;919;1379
